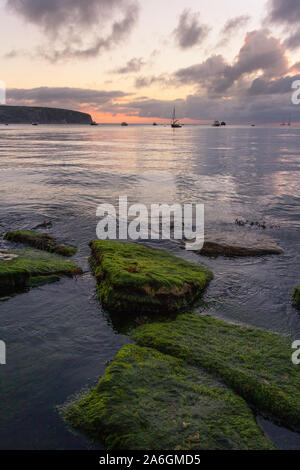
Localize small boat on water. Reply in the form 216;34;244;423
32;122;39;126
171;107;182;128
153;122;157;126
212;120;221;127
121;122;128;127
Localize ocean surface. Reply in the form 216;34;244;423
0;124;299;450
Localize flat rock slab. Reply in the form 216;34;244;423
294;287;300;306
64;344;273;450
197;231;284;257
0;248;82;295
5;230;77;257
89;240;213;315
0;253;19;262
132;314;300;431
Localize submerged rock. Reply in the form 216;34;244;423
197;231;284;257
33;221;53;230
294;287;300;307
132;314;300;431
89;240;213;315
5;230;77;257
0;248;82;295
64;344;273;450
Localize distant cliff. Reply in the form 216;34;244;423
0;105;92;124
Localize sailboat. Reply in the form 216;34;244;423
171;107;182;128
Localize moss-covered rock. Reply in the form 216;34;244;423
0;248;82;295
89;241;213;315
293;287;300;307
4;230;77;257
132;314;300;431
64;344;274;450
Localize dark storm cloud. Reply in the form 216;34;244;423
266;0;300;49
115;58;145;74
175;30;288;94
219;15;250;40
173;9;210;49
6;87;128;109
5;0;139;60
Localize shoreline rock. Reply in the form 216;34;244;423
89;240;213;315
64;344;274;450
197;231;284;257
0;248;82;295
5;230;77;257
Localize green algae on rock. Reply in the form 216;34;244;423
0;248;82;295
5;230;77;257
293;287;300;307
132;314;300;431
89;240;213;315
64;344;274;450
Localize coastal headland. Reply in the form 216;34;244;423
0;105;92;124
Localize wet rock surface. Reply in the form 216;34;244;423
198;231;284;257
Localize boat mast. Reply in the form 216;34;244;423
172;107;176;124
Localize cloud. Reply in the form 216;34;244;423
267;0;300;25
234;30;288;78
7;0;129;32
135;74;170;88
219;15;250;42
284;29;300;50
5;0;139;61
175;55;229;91
175;30;289;94
115;57;145;74
109;91;298;124
266;0;300;50
248;75;300;95
6;87;128;110
173;9;210;49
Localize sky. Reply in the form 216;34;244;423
1;0;300;123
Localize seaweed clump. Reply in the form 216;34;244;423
0;248;82;295
293;287;300;307
5;230;77;257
